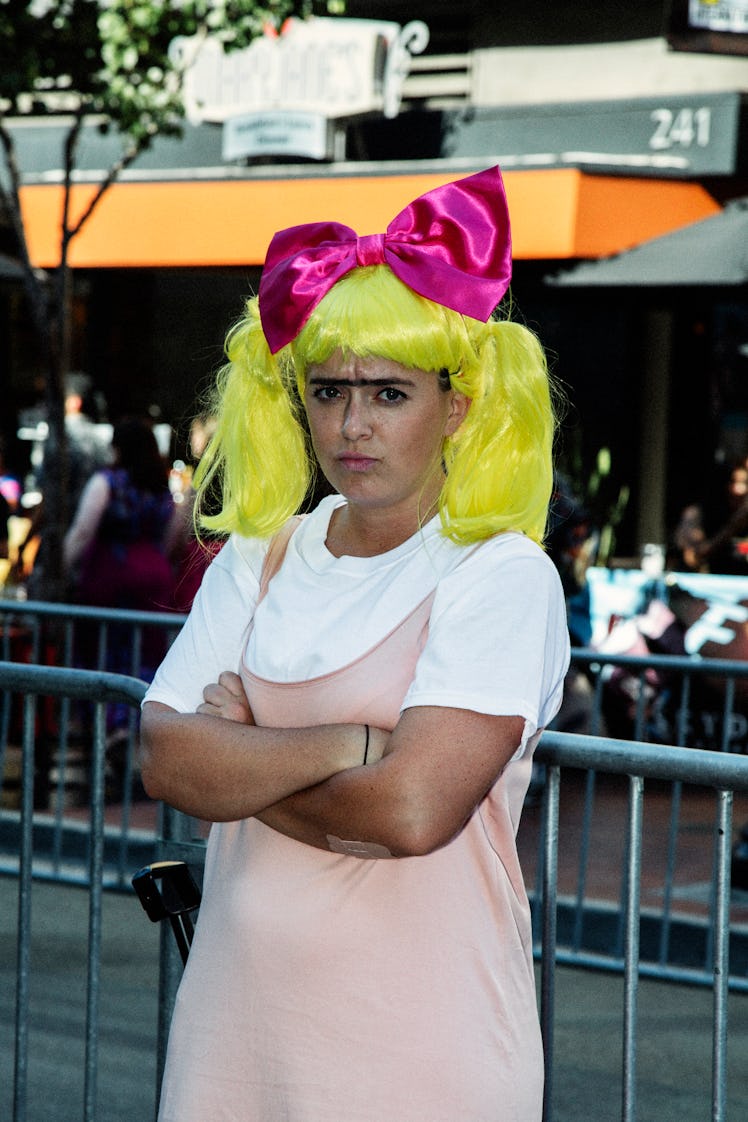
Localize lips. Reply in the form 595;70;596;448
337;453;378;472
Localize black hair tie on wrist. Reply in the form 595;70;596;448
363;724;370;765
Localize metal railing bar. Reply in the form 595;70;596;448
536;733;748;792
0;662;147;706
540;764;560;1122
622;775;643;1122
0;599;187;629
531;783;547;949
719;678;736;755
51;693;74;873
83;703;107;1122
589;671;606;736
674;674;691;747
96;621;108;672
571;649;748;681
572;769;596;952
632;668;648;741
13;693;37;1122
711;788;732;1122
658;779;683;966
545;948;748;993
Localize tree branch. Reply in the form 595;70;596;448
65;125;154;243
0;116;49;336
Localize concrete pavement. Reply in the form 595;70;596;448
1;876;160;1122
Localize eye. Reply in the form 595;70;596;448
377;386;407;403
311;384;342;401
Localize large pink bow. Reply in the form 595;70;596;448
258;166;512;353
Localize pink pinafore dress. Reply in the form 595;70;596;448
157;522;544;1122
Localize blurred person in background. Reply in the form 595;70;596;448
0;436;21;515
64;416;178;622
0;490;10;568
165;413;222;611
64;417;180;769
672;455;748;574
0;436;20;572
14;372;110;595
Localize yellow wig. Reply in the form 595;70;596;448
194;265;557;546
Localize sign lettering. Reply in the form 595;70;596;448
172;18;429;125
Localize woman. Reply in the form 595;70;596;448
64;417;178;683
64;417;177;615
140;167;570;1122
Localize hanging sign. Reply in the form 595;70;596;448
222;110;329;161
171;18;430;126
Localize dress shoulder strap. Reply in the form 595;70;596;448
258;515;305;602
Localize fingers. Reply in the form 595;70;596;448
197;673;253;724
201;681;231;709
217;670;246;697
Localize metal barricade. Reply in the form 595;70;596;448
0;598;186;691
0;662;152;1122
0;599;185;873
533;731;748;1122
3;656;748;1121
567;649;748;752
149;734;748;1122
534;651;748;986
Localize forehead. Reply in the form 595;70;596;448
306;351;426;383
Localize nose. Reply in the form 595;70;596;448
341;395;372;441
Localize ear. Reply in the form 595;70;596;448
444;390;470;437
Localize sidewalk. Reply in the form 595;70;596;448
0;876;160;1122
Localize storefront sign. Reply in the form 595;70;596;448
445;91;742;176
222;111;329;161
687;0;748;32
171;18;430;126
667;0;748;55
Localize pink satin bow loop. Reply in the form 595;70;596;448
258;166;512;354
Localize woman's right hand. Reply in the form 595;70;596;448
197;671;254;725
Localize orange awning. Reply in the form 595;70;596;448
19;168;721;269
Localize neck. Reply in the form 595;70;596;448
326;494;440;558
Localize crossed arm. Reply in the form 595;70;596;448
140;672;525;857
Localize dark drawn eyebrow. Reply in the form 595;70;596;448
308;376;415;388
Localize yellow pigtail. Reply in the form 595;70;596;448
194;300;309;539
441;320;556;545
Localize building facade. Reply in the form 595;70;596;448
2;0;747;558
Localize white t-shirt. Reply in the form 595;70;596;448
145;494;570;749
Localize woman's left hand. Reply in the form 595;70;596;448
197;671;254;725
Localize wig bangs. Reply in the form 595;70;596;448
290;266;479;389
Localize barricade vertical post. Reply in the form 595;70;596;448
711;788;732;1122
572;770;596;952
719;680;736;754
13;693;36;1122
658;778;683;965
83;701;107;1122
540;764;560;1122
622;774;643;1122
